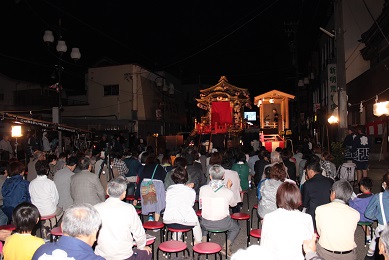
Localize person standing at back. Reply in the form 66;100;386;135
353;125;370;183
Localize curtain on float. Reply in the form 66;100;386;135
211;102;232;125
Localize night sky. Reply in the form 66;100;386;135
0;0;332;96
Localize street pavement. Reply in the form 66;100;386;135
147;160;388;259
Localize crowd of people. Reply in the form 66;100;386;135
0;126;383;260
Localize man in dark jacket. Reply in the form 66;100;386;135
302;156;334;229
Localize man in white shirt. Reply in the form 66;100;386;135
199;165;240;257
29;160;62;236
94;177;152;260
54;156;77;211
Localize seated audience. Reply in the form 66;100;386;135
3;203;44;259
163;167;202;245
365;172;389;258
302;156;333;229
94;177;151;259
199;164;240;256
378;226;389;260
231;152;251;200
164;157;188;190
258;163;286;219
29;160;62;219
261;182;314;259
349;177;373;242
2;161;30;220
71;157;105;206
315;180;359;259
54;156;78;211
221;153;241;213
32;203;104;260
47;154;58;180
320;152;336;179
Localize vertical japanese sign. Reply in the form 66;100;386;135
327;64;337;113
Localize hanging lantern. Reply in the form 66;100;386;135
373;101;389;116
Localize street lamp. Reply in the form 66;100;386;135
11;125;22;159
43;21;81;153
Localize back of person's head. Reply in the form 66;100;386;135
305;155;321;174
107;177;127;198
184;153;194;165
78;157;91;170
379;226;389;257
237;152;246;163
275;147;282;153
112;151;123;160
62;203;101;238
221;155;233;170
12;202;40;234
332;180;353;203
209;164;225;180
281;148;292;160
33;150;45;161
35;160;49;176
357;125;366;134
58;152;67;159
145;154;157;165
161;155;172;165
276;182;301;210
47;154;57;163
140;152;149;164
360;177;373;191
269;163;286;181
270;151;281;163
8;161;24;177
231;245;274;260
209;152;222;165
322;151;333;161
171;166;189;184
190;150;199;161
66;156;78;167
173;157;188;168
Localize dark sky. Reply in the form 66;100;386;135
0;0;332;96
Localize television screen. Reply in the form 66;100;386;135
244;111;257;121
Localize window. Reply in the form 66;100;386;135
104;85;119;96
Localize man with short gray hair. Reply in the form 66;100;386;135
315;180;359;259
199;165;240;257
32;203;104;260
94;177;152;260
379;226;389;259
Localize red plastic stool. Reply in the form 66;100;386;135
50;227;63;242
196;210;202;217
0;224;16;231
133;237;156;259
249;228;261;246
250;204;260;229
166;227;193;244
240;190;249;211
193;242;222;260
125;195;135;202
143;221;165;243
40;213;58;239
157;240;189;260
207;230;228;259
231;213;250;247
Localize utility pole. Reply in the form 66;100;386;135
335;0;348;140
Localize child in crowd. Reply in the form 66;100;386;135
349;177;374;242
3;203;44;259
